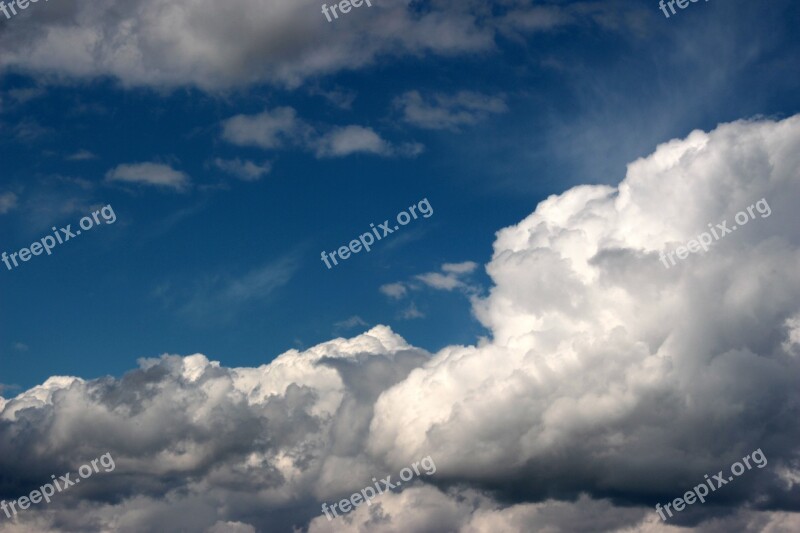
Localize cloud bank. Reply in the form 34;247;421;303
0;0;644;90
2;115;799;531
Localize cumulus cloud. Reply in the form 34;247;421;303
2;115;800;531
394;91;508;131
106;162;190;192
369;115;800;521
0;0;629;91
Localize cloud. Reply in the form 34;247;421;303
0;0;616;91
313;126;422;159
369;115;800;520
66;149;98;161
379;282;408;300
7;87;46;104
106;163;190;192
212;158;271;181
442;261;478;275
334;316;369;332
414;261;479;293
0;192;18;214
2;115;800;531
222;108;422;159
313;125;391;158
400;303;425;320
156;251;302;322
390;261;480;294
221;107;309;150
394;91;508;131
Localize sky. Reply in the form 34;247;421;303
0;0;799;532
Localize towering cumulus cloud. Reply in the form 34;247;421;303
2;116;800;531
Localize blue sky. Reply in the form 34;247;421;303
1;0;798;392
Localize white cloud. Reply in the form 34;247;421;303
221;107;308;149
369;115;800;514
413;261;479;292
0;192;18;214
380;282;408;299
213;158;271;181
106;163;190;192
313;125;391;158
442;261;478;275
394;91;508;131
2;115;800;531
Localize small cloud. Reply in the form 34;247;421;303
383;262;481;306
13;119;52;141
314;126;423;159
442;261;478;275
213;158;271;181
380;282;409;300
415;272;464;291
66;149;98;161
400;302;424;320
106;162;190;192
166;251;301;323
0;192;18;214
12;342;29;352
393;90;508;131
221;107;309;150
314;125;391;158
415;261;480;292
310;86;357;110
334;316;369;331
8;87;45;104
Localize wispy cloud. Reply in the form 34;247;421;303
334;315;369;332
0;192;18;214
394;91;508;131
66;149;98;161
213;158;271;181
221;108;422;159
158;250;302;323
